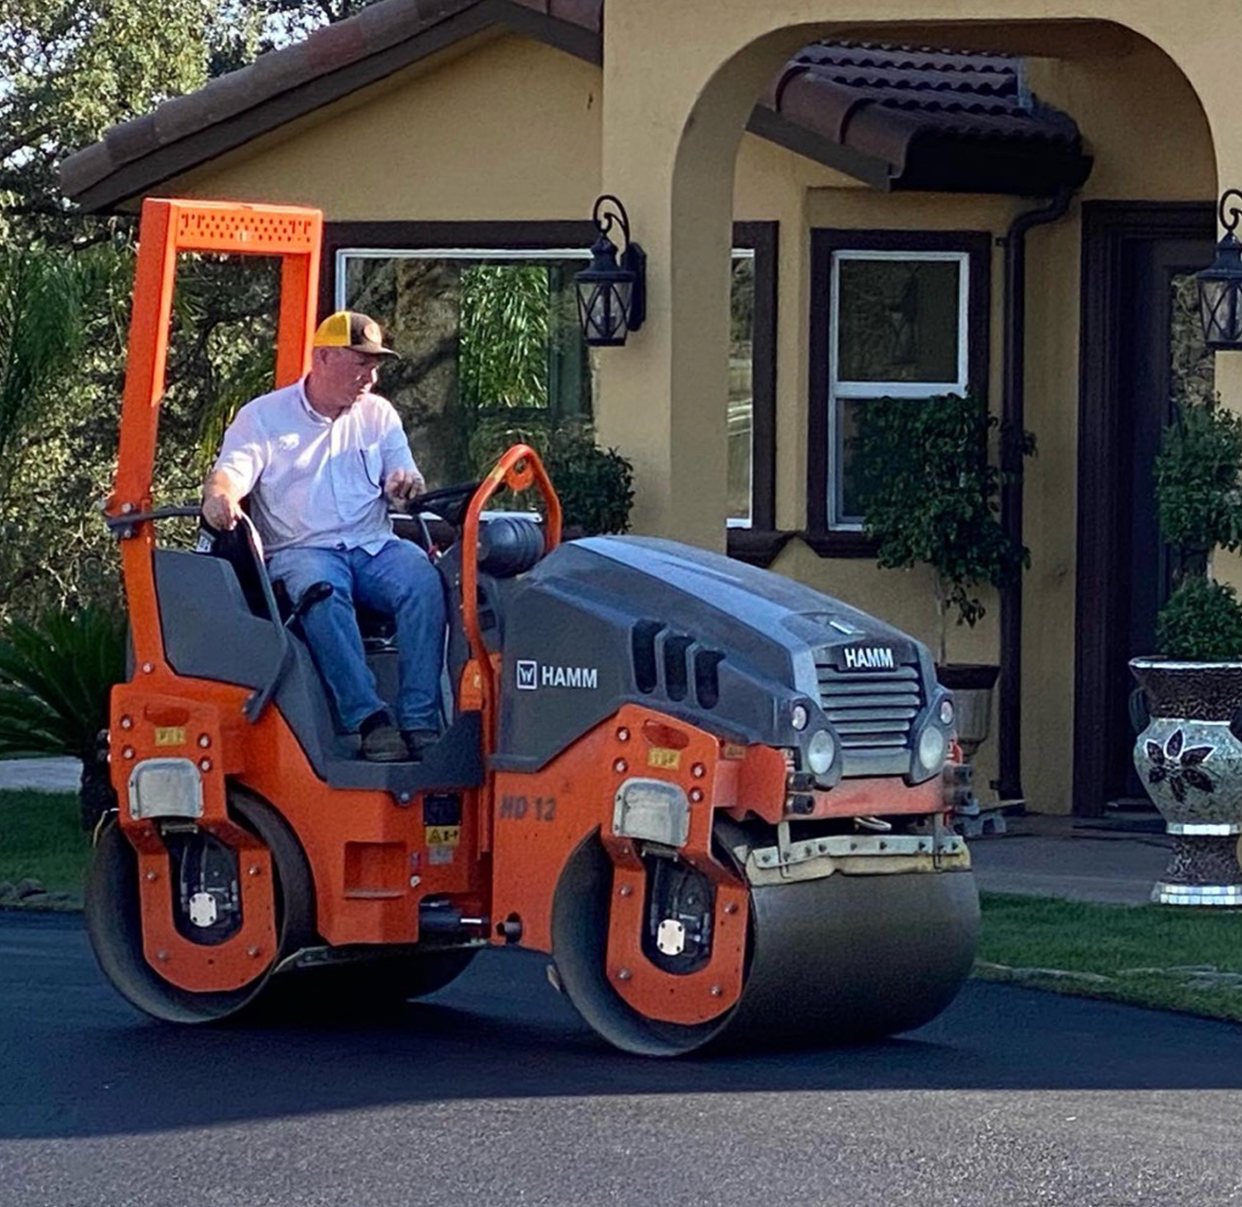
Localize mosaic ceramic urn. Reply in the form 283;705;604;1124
1130;659;1242;906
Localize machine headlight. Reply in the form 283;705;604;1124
613;779;690;847
939;698;954;727
805;729;836;776
917;726;948;773
128;758;203;821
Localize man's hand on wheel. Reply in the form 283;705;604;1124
202;491;244;531
384;468;425;503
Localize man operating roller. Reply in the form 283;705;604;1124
201;310;444;763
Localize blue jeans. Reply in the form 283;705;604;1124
267;540;446;732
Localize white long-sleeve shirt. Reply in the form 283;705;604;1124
213;378;418;555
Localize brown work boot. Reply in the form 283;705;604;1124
401;728;440;761
360;712;408;762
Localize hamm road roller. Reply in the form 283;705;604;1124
87;198;979;1056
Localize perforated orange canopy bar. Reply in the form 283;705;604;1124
109;198;323;673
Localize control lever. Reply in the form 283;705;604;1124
286;581;333;628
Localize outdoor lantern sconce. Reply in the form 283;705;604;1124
575;194;646;347
1197;189;1242;350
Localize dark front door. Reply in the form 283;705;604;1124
1074;204;1214;816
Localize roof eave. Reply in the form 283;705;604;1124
745;105;894;191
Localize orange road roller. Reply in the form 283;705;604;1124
86;198;979;1056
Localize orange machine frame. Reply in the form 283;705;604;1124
107;198;322;676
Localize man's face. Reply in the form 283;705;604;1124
310;347;383;411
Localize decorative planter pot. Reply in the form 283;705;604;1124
1129;659;1242;906
936;664;999;762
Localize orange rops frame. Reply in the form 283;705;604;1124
107;198;323;676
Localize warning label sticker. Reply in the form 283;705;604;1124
425;825;461;848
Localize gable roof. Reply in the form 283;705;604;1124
58;0;1090;211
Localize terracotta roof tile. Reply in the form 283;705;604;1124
763;40;1090;191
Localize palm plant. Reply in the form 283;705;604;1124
0;607;127;830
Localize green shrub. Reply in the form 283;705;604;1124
469;417;634;536
853;392;1033;664
1155;398;1242;558
1156;577;1242;661
1153;397;1242;659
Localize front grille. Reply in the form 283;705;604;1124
815;661;923;753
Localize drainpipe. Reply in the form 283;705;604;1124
997;185;1072;810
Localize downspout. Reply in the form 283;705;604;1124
997;185;1072;808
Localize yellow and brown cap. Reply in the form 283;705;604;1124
312;310;397;357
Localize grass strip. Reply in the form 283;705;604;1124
0;789;89;908
978;891;1242;1022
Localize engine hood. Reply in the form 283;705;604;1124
492;535;949;780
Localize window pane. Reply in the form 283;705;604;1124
837;397;888;523
341;254;591;483
728;254;755;525
837;257;960;383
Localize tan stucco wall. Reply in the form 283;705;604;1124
1028;38;1216;202
162;12;1229;814
172;35;604;220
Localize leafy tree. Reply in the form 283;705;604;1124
1;0;266;243
0;0;388;622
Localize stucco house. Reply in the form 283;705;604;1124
59;0;1237;817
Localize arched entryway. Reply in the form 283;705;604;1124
594;3;1225;814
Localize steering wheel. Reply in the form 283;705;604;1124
399;480;483;528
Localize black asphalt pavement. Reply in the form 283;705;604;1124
4;910;1242;1206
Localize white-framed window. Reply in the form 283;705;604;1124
828;249;971;529
333;239;761;517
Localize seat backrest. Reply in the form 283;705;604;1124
197;522;274;619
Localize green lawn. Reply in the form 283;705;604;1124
0;789;90;907
978;892;1242;1022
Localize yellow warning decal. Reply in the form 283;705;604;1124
154;726;186;747
425;825;461;847
722;743;747;760
648;747;681;770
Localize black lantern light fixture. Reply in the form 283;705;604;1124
1197;189;1242;350
575;194;646;347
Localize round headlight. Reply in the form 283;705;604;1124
806;729;836;775
939;698;954;726
918;725;947;772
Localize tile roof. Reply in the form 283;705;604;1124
759;41;1089;193
58;0;1089;210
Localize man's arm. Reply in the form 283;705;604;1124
203;405;263;530
378;398;424;502
202;469;247;530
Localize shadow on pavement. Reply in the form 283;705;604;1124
6;911;1242;1141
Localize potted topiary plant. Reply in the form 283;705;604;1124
852;392;1034;761
1130;393;1242;905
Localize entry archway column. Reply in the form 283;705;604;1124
595;8;812;549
